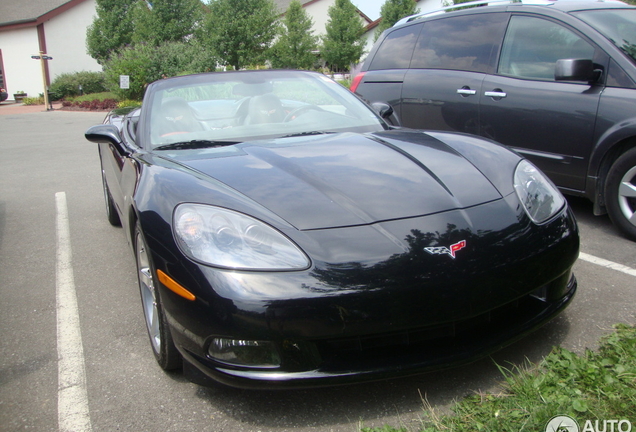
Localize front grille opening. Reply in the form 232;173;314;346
313;289;556;370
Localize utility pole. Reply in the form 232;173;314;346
31;51;53;111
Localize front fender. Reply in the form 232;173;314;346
589;88;636;201
590;119;636;175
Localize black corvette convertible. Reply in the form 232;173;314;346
85;70;579;389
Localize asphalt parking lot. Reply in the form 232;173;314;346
0;106;634;432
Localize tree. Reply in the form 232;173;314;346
271;0;319;69
87;0;203;64
86;0;136;64
374;0;419;41
321;0;366;72
200;0;279;70
131;0;204;46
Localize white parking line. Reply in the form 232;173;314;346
55;192;93;432
579;252;636;278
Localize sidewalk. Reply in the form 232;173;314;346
0;100;64;115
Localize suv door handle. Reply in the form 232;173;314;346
484;90;507;98
457;87;477;96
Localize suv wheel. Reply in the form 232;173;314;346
605;147;636;240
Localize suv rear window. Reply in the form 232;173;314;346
410;13;508;73
369;24;422;70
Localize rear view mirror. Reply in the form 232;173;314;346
555;59;599;82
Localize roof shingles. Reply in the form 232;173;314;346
0;0;76;27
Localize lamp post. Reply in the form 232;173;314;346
31;51;53;111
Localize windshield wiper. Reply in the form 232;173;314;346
154;140;240;151
282;131;335;138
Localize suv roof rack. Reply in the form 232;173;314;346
394;0;554;26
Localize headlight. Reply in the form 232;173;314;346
174;204;310;270
514;160;565;224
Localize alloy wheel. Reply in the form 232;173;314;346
617;165;636;228
136;231;161;354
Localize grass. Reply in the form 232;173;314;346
362;324;636;432
336;78;352;88
65;91;118;103
22;96;45;105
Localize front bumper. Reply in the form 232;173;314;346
179;273;576;389
150;195;579;389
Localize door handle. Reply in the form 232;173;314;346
484;90;507;98
457;87;477;96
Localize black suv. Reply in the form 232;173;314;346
352;0;636;240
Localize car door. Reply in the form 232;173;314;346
100;112;140;220
400;12;509;135
479;14;605;192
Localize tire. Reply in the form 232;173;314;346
605;147;636;241
134;223;182;370
102;170;121;227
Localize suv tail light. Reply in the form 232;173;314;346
349;72;366;93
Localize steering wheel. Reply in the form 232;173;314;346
283;105;325;122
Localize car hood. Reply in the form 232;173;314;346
170;131;502;230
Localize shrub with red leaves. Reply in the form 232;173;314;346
93;99;118;110
61;98;120;111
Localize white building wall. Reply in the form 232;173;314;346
304;0;336;37
44;0;101;78
0;27;42;98
417;0;446;14
361;30;376;60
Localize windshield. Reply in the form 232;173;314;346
146;72;385;150
574;9;636;64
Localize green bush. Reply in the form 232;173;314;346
117;99;142;109
152;40;218;78
49;71;107;100
103;44;154;101
103;41;218;101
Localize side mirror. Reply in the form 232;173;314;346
555;59;599;82
371;102;394;119
371;102;401;126
85;124;130;154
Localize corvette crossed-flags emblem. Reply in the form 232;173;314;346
424;240;467;259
